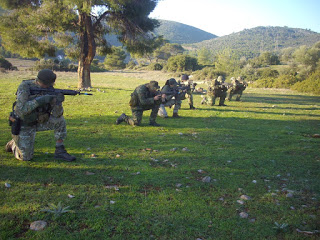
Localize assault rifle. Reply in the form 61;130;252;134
30;87;93;96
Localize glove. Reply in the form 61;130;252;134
35;95;55;106
56;93;65;104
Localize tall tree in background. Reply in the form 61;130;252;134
0;0;159;88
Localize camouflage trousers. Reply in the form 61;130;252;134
158;98;181;117
186;93;193;106
11;115;67;161
228;90;243;101
125;104;160;126
201;93;226;106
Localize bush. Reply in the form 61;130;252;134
166;55;199;72
126;60;137;69
148;63;163;71
0;57;15;70
33;58;78;72
273;75;298;88
257;68;279;78
291;70;320;94
192;67;226;81
252;77;275;88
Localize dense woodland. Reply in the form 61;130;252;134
1;9;320;94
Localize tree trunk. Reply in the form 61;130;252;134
77;12;96;89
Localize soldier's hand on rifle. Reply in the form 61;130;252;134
35;95;56;106
154;95;162;101
55;93;65;105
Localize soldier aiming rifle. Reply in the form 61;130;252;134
228;76;247;101
5;69;90;161
158;78;186;118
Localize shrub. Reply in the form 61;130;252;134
291;70;320;94
273;75;298;88
0;57;15;70
33;58;78;72
257;68;279;78
252;77;275;88
148;63;163;71
166;55;198;72
192;67;226;81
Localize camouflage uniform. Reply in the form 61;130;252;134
158;79;183;118
181;74;196;109
203;78;228;106
9;79;67;161
228;78;247;101
117;82;161;126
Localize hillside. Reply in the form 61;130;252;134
153;20;217;44
186;26;320;56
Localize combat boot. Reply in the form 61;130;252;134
54;145;76;162
189;105;196;109
172;113;181;118
5;139;14;152
116;113;127;125
149;121;160;126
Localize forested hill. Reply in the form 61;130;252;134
186;26;320;55
153;20;217;44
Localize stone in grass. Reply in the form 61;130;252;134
240;195;252;200
286;192;294;198
30;221;47;231
239;212;249;218
202;176;211;183
182;147;189;152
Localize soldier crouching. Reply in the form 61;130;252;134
116;81;164;126
5;69;76;162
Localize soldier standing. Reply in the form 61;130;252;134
5;69;76;161
228;76;247;101
116;81;164;126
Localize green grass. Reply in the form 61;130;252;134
0;70;319;239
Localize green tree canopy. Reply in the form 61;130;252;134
0;0;160;88
104;46;126;70
166;54;198;72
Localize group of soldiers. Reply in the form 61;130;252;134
201;76;247;106
5;69;246;162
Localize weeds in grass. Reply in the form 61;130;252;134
41;202;71;219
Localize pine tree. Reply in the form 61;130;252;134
0;0;159;88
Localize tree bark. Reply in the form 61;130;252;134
77;12;96;89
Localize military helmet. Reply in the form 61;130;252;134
168;78;178;86
37;69;56;86
148;81;160;91
217;75;223;82
181;74;189;81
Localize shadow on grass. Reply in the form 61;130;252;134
243;93;320;105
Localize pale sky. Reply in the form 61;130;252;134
150;0;320;36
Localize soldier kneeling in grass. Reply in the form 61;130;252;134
5;69;76;162
116;81;165;126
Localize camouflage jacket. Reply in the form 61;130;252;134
208;81;227;96
14;80;63;124
231;83;246;93
129;84;160;110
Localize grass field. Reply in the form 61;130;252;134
0;70;319;239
